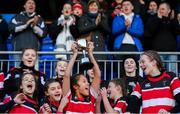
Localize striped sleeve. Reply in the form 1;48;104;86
0;72;4;90
170;77;180;96
131;82;142;99
114;100;127;113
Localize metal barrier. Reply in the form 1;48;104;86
0;51;180;80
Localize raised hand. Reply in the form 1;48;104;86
26;18;35;25
41;103;52;113
95;13;101;25
71;42;78;54
100;87;108;98
58;96;69;112
14;93;26;104
87;41;94;54
125;19;130;28
32;16;39;26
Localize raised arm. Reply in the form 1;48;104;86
100;87;119;114
62;42;78;96
87;42;101;92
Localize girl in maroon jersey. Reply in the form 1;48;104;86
62;41;101;113
129;50;180;113
6;72;39;113
54;59;68;84
39;79;63;113
100;78;128;113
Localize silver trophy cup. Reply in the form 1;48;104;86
77;39;93;71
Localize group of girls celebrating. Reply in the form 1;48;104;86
0;42;180;113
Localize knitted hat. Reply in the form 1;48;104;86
88;0;100;8
73;3;83;10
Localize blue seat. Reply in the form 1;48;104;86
39;35;55;79
1;14;15;23
40;35;55;60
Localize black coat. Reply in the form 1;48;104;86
0;15;10;59
148;16;180;51
77;13;111;60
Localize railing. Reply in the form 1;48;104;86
0;51;179;80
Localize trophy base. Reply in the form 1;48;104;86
80;58;94;71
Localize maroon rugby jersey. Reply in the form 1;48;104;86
64;87;98;114
131;71;180;113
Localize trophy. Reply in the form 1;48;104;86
77;39;94;71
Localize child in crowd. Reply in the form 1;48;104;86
100;78;127;113
54;59;68;84
3;72;39;113
39;79;63;113
62;41;101;113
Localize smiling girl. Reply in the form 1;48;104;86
62;41;101;113
100;78;128;113
129;50;180;113
40;79;63;113
54;59;68;84
4;73;39;113
4;48;46;102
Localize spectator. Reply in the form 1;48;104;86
112;0;144;58
62;42;101;113
78;0;111;60
109;0;123;17
66;0;88;13
142;0;158;50
128;50;180;113
49;3;75;60
4;48;46;102
0;15;10;73
8;0;47;66
70;3;84;39
3;73;39;113
98;0;109;12
149;2;180;73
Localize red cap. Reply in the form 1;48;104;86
73;3;83;10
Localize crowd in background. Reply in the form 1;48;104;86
0;0;180;113
0;0;180;72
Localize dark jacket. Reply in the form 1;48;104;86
9;11;47;51
0;15;10;59
78;12;111;60
150;16;180;51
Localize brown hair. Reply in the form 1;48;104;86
21;48;38;59
141;50;163;71
18;72;38;99
109;78;127;97
44;78;61;92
